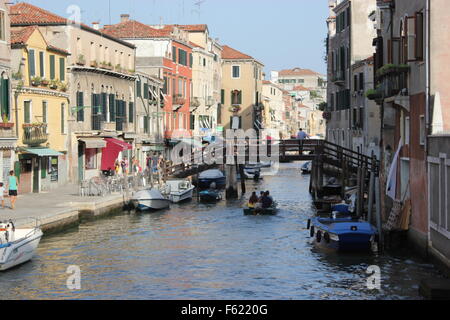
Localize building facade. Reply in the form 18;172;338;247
11;26;70;193
326;0;376;150
0;0;15;185
220;45;264;132
11;3;138;183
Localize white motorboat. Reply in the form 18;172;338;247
198;169;226;189
163;179;195;203
132;189;171;211
0;218;43;271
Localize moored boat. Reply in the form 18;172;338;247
132;189;171;211
307;215;378;252
301;162;312;174
198;169;226;189
0;219;43;271
163;179;195;203
199;190;222;203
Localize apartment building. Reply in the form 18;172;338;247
10;3;137;183
220;45;264;132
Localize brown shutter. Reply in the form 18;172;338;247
406;16;417;62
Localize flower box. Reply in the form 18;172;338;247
0;123;14;128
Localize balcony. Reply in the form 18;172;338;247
173;94;186;110
375;64;410;99
331;70;345;85
205;96;215;107
23;123;48;147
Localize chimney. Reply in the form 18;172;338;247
92;22;100;30
121;14;130;23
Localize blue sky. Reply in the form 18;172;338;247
21;0;328;76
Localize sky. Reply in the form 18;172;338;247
20;0;329;77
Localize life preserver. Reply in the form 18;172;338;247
307;219;311;230
310;226;315;238
324;232;331;243
316;230;322;243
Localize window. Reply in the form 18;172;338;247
415;12;424;61
85;148;97;170
109;94;115;122
59;58;65;81
1;77;9;119
137;80;142;97
232;65;240;78
101;92;107;121
24;101;31;123
144;83;149;99
173;46;177;62
39;52;45;78
231;90;242;105
221;89;225;104
128;102;134;123
420;115;425;146
178;49;187;66
49;55;55;80
76;91;84;122
163;77;168;94
359;72;364;91
0;10;5;41
28;49;36;77
42;101;48;125
405;116;410;145
189;53;193;68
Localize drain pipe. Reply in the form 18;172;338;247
425;0;431;250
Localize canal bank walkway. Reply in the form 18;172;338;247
0;185;130;233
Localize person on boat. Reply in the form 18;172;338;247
261;192;273;209
265;191;273;202
248;192;259;209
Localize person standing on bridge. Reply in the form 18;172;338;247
296;128;310;140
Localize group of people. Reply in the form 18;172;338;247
248;191;274;209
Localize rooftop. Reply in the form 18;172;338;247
102;20;171;39
279;67;322;77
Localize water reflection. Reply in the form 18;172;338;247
0;162;444;300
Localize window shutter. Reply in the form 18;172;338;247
238;91;242;105
1;78;9;119
129;102;134;123
415;12;424;61
109;94;116;122
39;52;45;77
144;83;149;99
50;55;55;80
137;80;142;97
59;57;65;81
28;50;36;77
221;89;225;104
77;91;84;122
24;101;31;123
406;16;417;62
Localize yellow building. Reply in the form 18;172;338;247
11;26;70;193
220;45;264;132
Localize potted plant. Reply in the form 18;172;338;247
90;60;98;68
12;71;22;80
76;54;86;66
0;114;13;128
41;78;49;86
49;79;58;90
365;88;382;100
115;64;122;72
59;81;69;92
31;76;42;86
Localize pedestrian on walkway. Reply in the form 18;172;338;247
6;171;19;210
0;182;5;209
296;128;310;140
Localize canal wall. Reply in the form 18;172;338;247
0;185;131;236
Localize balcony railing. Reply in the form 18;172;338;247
331;70;345;84
23;123;48;147
173;94;186;106
379;71;408;98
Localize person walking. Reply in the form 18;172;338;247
296;128;310;140
7;171;19;210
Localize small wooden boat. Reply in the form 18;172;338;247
0;219;43;271
243;205;278;216
307;215;378;252
199;190;222;203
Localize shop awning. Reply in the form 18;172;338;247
79;138;107;149
101;138;132;171
21;148;63;157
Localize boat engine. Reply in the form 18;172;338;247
0;221;15;244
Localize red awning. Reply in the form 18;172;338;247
101;138;133;171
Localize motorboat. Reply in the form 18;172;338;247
307;214;378;252
301;162;312;174
163;179;195;203
198;169;226;189
132;188;171;211
0;218;43;271
199;190;222;203
244;204;278;216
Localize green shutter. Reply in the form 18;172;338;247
50;55;55;80
137;80;141;97
172;47;177;62
24;101;31;123
189;53;193;68
129;102;134;123
1;78;9;119
61;104;65;133
59;57;65;81
101;93;107;121
39;52;45;77
77;91;84;122
221;89;225;105
109;94;116;122
144;83;149;99
28;50;35;77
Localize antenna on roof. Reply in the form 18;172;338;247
192;0;205;21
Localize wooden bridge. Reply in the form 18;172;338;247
163;139;379;180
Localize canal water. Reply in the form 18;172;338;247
0;163;443;300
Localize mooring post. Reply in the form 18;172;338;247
239;164;246;195
341;156;346;200
367;153;376;223
375;172;383;252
